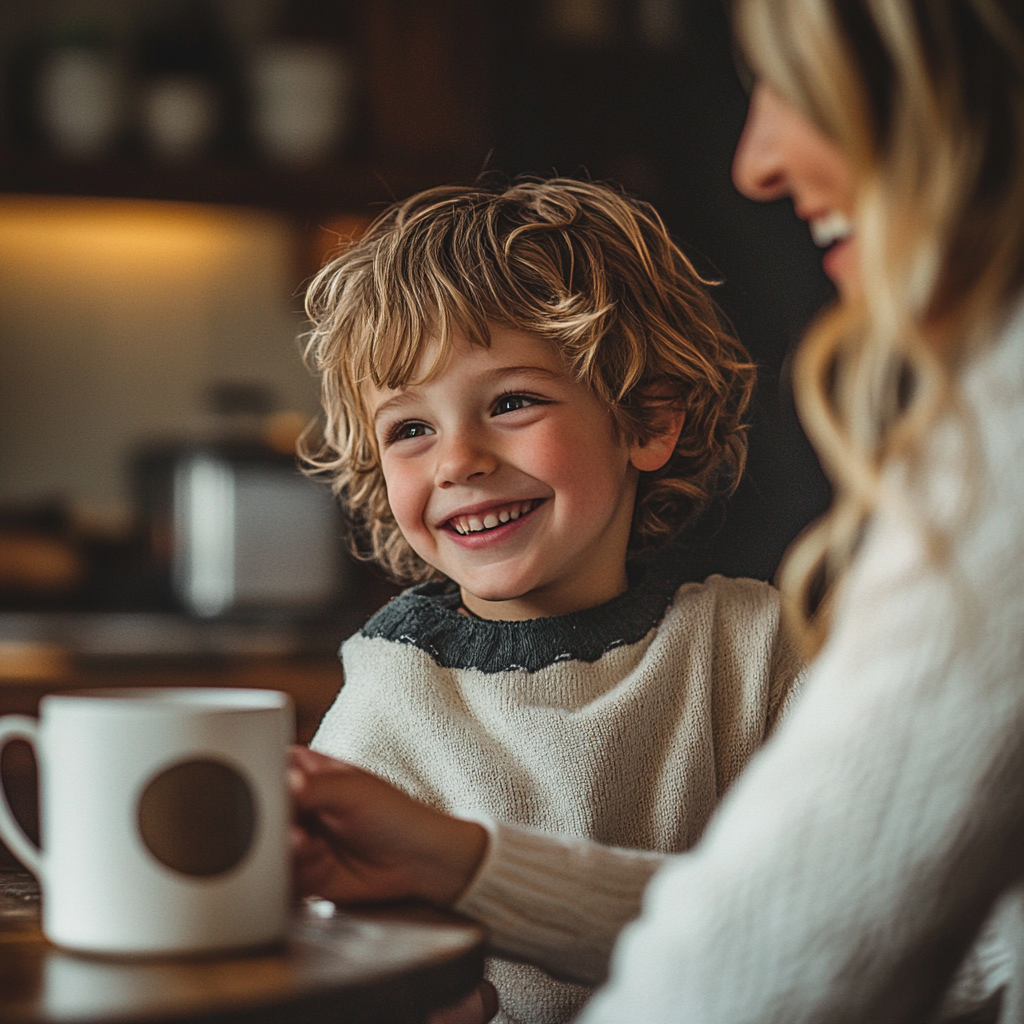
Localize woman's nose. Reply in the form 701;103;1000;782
435;432;498;487
732;82;791;203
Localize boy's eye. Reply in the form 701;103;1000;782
389;421;434;443
493;394;538;416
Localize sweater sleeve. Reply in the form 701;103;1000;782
454;817;666;986
574;315;1024;1024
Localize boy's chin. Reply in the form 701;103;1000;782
458;583;539;615
453;572;531;606
460;587;525;608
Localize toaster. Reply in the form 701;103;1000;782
136;443;345;618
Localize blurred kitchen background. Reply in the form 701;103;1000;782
0;0;833;863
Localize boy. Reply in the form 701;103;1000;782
301;179;803;1024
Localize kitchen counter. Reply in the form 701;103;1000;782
0;610;362;659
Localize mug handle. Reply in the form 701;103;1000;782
0;716;42;877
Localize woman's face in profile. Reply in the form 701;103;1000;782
732;82;859;300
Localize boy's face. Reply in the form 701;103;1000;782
367;326;645;620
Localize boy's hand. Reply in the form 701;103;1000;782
290;746;488;906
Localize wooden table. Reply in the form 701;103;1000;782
0;873;485;1024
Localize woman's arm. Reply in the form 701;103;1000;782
454;816;665;985
576;327;1024;1024
577;536;1024;1022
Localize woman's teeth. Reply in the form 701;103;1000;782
450;501;535;535
810;212;853;248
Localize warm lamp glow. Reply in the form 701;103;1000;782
0;194;311;530
0;195;275;281
310;214;371;272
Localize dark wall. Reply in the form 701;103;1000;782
485;0;834;582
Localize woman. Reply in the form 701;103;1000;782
291;0;1024;1020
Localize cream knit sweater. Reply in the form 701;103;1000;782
453;300;1024;1024
312;563;803;1024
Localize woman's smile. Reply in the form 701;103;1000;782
733;83;859;297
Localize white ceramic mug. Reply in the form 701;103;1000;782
0;688;293;956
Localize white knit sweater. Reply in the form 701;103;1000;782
312;563;803;1024
455;299;1024;1024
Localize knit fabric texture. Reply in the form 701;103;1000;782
312;564;803;1024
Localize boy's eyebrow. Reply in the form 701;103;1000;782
372;391;420;425
485;364;565;385
371;364;565;426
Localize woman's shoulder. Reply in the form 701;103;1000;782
963;296;1024;453
899;296;1024;551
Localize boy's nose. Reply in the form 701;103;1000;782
434;433;499;487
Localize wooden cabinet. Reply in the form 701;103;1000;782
0;150;479;217
0;1;491;220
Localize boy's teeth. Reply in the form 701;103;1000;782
452;500;534;534
810;212;853;248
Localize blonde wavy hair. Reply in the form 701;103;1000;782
736;0;1024;655
302;178;755;582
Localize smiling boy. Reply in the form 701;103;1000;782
372;323;671;621
302;179;804;1024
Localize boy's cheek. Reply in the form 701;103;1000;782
389;492;430;540
380;473;429;536
386;486;443;564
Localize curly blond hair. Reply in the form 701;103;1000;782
736;0;1024;654
302;178;755;582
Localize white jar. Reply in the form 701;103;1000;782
142;76;218;161
250;42;352;163
38;47;123;158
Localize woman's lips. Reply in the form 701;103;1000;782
822;236;853;287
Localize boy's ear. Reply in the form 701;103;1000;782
628;407;685;473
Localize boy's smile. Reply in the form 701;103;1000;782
368;326;668;620
447;498;537;536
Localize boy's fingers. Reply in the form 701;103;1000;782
291;831;344;896
293;761;396;818
290;745;356;774
289;745;326;769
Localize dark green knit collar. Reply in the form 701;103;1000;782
358;547;688;673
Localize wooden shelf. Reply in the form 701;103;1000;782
0;151;482;217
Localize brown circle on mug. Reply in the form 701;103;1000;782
137;759;256;877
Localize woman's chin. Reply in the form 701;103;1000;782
822;237;860;299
